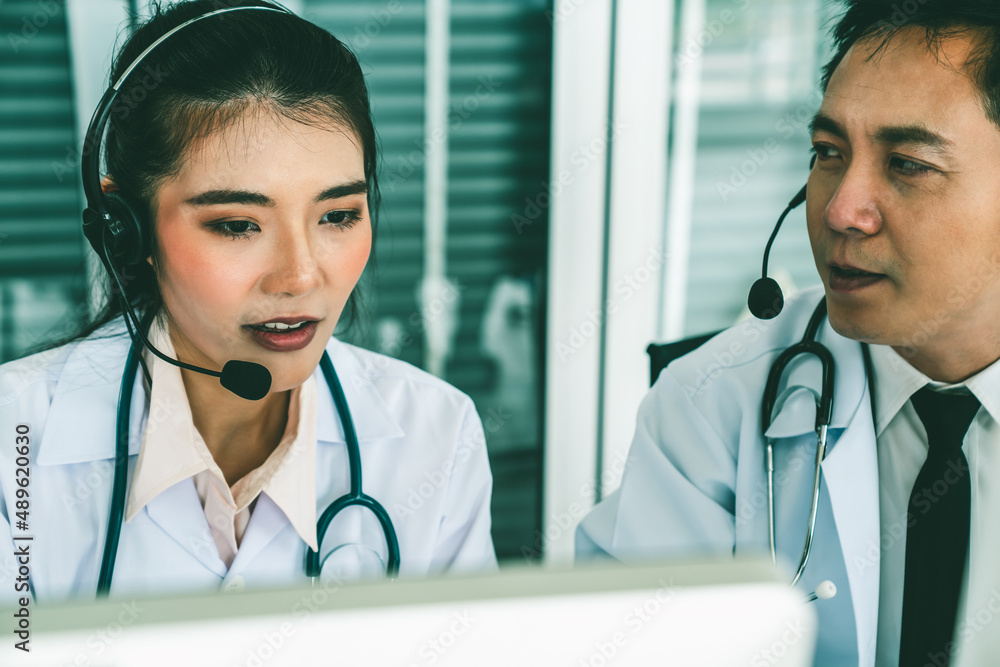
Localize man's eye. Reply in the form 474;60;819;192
890;156;934;175
322;210;361;228
812;144;842;161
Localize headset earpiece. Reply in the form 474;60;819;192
99;192;148;267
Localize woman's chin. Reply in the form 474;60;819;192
264;368;317;395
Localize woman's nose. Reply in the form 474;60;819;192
259;226;323;296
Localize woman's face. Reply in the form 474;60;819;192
151;109;371;394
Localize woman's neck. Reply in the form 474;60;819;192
179;366;290;486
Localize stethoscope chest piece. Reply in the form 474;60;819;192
317;542;389;585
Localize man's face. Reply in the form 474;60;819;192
807;28;1000;371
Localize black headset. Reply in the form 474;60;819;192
78;4;292;400
747;153;817;320
80;4;292;273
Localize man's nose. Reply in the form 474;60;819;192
822;163;883;236
260;226;323;296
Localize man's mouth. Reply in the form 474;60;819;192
828;264;885;291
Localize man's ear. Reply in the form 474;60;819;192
100;175;118;194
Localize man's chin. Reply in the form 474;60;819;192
824;301;891;345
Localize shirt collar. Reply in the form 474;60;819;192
868;344;1000;436
124;312;206;518
250;375;319;550
124;312;319;550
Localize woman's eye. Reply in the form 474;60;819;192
322;210;362;228
890;156;934;176
212;219;259;239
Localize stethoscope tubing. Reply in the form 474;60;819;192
306;352;400;578
762;297;836;588
97;341;140;596
98;330;400;596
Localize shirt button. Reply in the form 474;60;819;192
223;575;245;593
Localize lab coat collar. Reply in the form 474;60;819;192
762;314;867;441
314;338;405;446
37;323;144;466
36;320;405;465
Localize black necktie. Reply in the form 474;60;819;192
898;386;980;667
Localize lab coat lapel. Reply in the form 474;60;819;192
314;339;405;445
36;327;146;465
761;316;880;665
821;378;879;665
144;479;227;576
226;494;290;578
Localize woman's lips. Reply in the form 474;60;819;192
243;321;319;352
828;266;886;292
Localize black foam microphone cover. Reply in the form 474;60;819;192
220;360;272;401
748;277;783;320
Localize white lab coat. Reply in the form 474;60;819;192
576;286;879;667
0;319;497;602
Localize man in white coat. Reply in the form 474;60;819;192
577;1;1000;666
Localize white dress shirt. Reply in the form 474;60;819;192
869;344;1000;664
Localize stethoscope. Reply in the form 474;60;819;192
96;339;401;596
760;295;876;603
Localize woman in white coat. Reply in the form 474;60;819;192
0;0;495;602
577;286;879;667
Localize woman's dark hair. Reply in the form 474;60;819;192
43;0;378;352
822;0;1000;128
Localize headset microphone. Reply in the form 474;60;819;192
96;231;272;401
220;361;272;401
747;155;815;320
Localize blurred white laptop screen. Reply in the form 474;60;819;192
5;558;815;666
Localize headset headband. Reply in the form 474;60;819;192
80;4;293;218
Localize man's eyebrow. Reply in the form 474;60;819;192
872;125;952;152
809;112;847;140
809;111;953;152
183;179;368;207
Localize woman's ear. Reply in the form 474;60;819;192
100;175;118;194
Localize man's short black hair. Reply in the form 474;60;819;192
822;0;1000;126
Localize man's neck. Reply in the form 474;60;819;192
890;341;1000;384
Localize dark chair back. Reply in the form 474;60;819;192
646;331;721;386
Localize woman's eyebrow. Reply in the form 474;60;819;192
184;189;274;207
183;179;368;207
314;179;367;202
